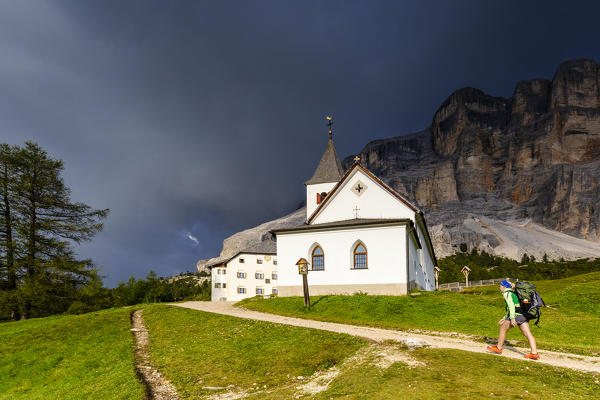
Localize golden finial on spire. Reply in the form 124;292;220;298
353;155;360;163
326;116;333;138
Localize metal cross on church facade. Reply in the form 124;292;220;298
353;205;360;218
326;116;333;138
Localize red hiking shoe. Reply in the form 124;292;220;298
487;345;503;354
525;353;540;360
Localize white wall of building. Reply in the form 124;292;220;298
277;225;407;291
306;182;337;221
311;169;415;224
211;253;278;302
211;267;228;302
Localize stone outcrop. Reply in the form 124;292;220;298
209;59;600;261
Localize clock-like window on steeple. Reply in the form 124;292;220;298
312;246;325;271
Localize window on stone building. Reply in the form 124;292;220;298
237;287;246;294
255;272;264;279
272;273;278;280
256;287;264;295
237;271;247;279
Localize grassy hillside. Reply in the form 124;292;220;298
239;272;600;355
1;303;597;399
142;304;364;398
144;305;597;399
0;307;144;400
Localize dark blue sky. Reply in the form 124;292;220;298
0;1;598;285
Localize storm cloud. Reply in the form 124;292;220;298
0;1;598;285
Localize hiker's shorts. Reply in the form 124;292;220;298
514;315;528;325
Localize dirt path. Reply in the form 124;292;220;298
131;310;181;400
173;301;600;374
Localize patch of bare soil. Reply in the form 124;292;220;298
295;343;425;397
131;309;181;400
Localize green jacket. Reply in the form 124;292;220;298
503;289;523;319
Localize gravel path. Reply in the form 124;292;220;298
131;310;181;400
173;301;600;374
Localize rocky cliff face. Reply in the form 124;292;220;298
343;59;600;258
205;59;600;265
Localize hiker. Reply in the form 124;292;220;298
487;280;539;360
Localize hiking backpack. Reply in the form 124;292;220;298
514;281;545;327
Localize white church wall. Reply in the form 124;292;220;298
277;224;408;296
311;169;415;225
407;233;418;290
415;222;436;291
306;182;337;221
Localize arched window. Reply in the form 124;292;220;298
353;242;367;269
312;246;325;270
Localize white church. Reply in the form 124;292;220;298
273;130;438;296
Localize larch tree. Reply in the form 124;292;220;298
0;144;21;319
9;142;109;318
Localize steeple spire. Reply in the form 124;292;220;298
305;116;344;185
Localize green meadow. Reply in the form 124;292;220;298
239;272;600;356
1;273;598;399
0;307;144;400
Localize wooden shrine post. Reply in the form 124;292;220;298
434;266;441;290
295;258;311;307
461;266;471;288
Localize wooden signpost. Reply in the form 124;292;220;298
295;258;311;307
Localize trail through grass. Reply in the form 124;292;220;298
239;272;600;355
144;306;598;399
142;304;364;399
0;307;144;400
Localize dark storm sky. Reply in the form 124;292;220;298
1;1;598;285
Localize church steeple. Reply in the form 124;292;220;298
305;117;345;221
305;117;344;185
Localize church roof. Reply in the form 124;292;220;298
305;139;345;185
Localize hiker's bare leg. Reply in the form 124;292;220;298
519;322;537;354
497;320;511;348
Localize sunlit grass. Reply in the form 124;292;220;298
0;307;144;400
239;272;600;355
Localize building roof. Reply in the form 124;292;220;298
307;162;420;224
205;240;277;269
272;218;412;233
305;139;345;185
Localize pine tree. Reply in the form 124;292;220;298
10;142;109;318
0;144;21;319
